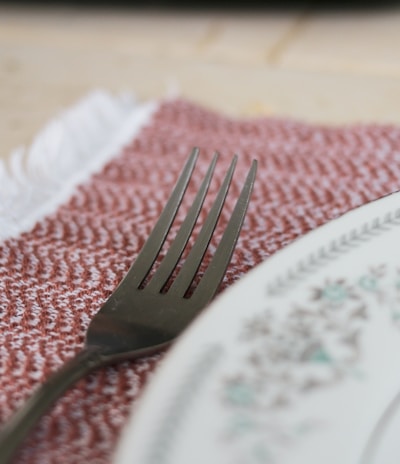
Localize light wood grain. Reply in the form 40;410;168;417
1;6;400;158
280;10;400;76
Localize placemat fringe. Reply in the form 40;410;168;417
0;90;157;242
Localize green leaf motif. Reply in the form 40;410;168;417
225;382;255;406
309;347;331;363
229;413;257;436
359;275;378;292
322;284;348;303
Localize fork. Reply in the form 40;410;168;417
0;148;257;463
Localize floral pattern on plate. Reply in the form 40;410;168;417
220;265;400;463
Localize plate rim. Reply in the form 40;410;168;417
115;189;400;464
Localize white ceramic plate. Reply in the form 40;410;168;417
115;191;400;464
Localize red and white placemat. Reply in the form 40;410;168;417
1;91;400;463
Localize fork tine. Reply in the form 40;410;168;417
127;148;199;288
146;152;219;292
168;155;238;297
191;159;257;306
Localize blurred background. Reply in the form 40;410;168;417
2;0;400;157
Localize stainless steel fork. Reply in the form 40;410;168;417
0;148;257;463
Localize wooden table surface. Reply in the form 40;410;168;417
2;4;400;158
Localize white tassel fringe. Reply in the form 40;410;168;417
0;90;157;242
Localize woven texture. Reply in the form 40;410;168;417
2;99;400;463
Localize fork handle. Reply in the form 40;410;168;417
0;347;106;464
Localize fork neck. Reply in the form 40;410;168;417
0;346;109;464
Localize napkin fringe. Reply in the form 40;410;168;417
0;90;157;242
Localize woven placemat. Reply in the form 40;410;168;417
1;94;400;463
